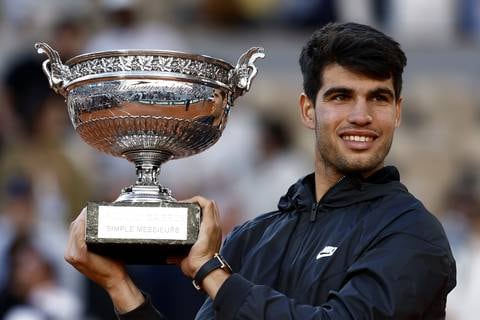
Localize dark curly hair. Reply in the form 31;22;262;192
299;22;407;102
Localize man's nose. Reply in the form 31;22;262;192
347;99;372;126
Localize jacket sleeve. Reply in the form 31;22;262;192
211;233;455;319
116;293;166;320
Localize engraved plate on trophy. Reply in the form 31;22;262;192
36;42;264;264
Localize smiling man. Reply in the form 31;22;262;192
65;23;456;319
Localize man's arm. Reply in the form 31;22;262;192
64;196;227;319
65;209;162;318
65;209;148;314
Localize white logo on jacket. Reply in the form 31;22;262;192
316;246;338;260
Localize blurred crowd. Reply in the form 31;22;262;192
0;0;478;319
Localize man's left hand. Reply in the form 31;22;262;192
179;196;223;278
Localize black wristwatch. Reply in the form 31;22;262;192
192;253;232;291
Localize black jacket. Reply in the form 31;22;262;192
120;166;456;320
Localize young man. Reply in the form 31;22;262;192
65;22;456;319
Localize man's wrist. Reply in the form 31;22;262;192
192;254;232;299
107;276;145;314
192;254;232;290
201;268;231;299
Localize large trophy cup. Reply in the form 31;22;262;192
36;42;264;263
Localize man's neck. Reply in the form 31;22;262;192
314;160;385;201
315;170;343;201
314;164;344;202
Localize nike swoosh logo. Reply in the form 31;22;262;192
316;246;337;260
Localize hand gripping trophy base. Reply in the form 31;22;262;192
86;150;201;264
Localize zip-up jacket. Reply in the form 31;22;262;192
119;166;456;320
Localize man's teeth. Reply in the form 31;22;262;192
342;135;373;142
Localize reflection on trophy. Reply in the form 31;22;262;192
35;42;264;263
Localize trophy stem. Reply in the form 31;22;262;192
115;150;175;203
134;161;161;186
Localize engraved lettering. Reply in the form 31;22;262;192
98;206;188;240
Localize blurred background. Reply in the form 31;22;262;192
0;0;478;319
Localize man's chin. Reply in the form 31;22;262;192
335;157;384;175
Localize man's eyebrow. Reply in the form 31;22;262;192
322;87;353;98
368;87;395;99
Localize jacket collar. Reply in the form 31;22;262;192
278;166;406;212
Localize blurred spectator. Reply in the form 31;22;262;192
0;93;90;222
198;0;247;27
0;237;82;320
457;0;480;42
0;14;88;308
0;0;87;41
0;91;90;309
85;0;188;52
0;175;35;290
0;14;88;217
232;113;312;222
336;0;388;28
389;0;457;46
279;0;336;28
0;16;86;144
371;0;391;28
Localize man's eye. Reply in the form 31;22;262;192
372;95;389;102
332;94;347;101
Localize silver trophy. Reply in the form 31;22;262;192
36;42;264;263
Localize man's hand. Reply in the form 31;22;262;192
179;196;223;278
65;208;144;314
177;196;230;299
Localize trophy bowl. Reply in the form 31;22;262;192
36;42;264;263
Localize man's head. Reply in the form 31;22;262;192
299;22;406;103
298;23;407;176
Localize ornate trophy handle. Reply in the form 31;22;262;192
35;42;70;96
228;47;265;105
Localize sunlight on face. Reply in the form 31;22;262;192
313;64;401;175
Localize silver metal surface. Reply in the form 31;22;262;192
36;42;264;203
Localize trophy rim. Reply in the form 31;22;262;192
65;49;234;70
64;72;232;92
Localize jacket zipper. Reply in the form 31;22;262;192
310;176;346;222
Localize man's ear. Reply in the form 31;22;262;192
299;93;316;130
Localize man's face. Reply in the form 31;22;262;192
301;63;402;175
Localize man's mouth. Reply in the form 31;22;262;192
341;135;374;142
338;130;379;150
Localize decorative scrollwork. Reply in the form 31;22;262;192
67;55;231;86
35;42;72;95
228;47;265;105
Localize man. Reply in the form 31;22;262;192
65;22;456;319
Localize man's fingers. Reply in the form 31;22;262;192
185;196;218;219
65;208;87;266
184;196;216;212
181;197;221;236
176;196;225;278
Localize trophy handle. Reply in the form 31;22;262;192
228;47;265;105
35;42;70;96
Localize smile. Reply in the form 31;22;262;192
341;135;374;142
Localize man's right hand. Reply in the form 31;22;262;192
65;208;145;314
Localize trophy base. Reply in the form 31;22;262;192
86;201;201;264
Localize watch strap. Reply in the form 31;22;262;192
192;253;232;290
